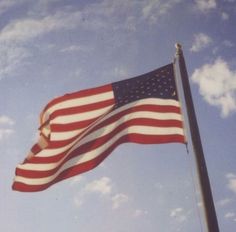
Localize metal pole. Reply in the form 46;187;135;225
175;43;220;232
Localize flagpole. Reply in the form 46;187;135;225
174;43;220;232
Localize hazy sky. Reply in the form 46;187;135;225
1;0;236;231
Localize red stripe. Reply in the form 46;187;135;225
51;118;99;132
12;133;184;192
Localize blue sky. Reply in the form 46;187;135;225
0;0;236;231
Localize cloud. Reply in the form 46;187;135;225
191;58;236;117
226;173;236;194
221;12;229;20
217;198;233;207
0;11;81;44
0;115;15;141
73;176;131;211
0;9;82;78
0;0;24;16
60;45;83;53
142;0;181;24
112;193;129;209
0;129;14;140
133;209;148;218
190;33;212;52
225;212;235;219
0;46;30;79
84;177;112;195
73;177;112;208
194;0;217;12
69;176;84;186
170;207;188;223
224;212;236;222
0;115;15;125
0;0;182;79
222;40;234;48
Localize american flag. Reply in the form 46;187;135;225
12;63;185;192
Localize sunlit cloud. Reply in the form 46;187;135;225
0;115;15;141
0;0;182;79
170;207;188;223
84;177;112;195
132;209;148;218
142;0;182;24
190;33;212;52
0;0;25;16
112;193;129;209
222;40;234;48
191;58;236;117
226;173;236;194
221;12;229;20
225;212;235;219
0;115;15;125
73;176;113;208
217;198;233;207
60;45;83;53
224;211;236;222
194;0;217;12
69;176;84;186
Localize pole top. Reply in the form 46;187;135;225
175;43;183;56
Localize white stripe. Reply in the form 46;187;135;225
51;105;113;124
50;128;84;141
15;125;184;185
41;91;114;122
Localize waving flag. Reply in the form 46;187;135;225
12;63;185;192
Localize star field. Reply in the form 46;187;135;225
112;63;178;108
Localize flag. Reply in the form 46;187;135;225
12;63;185;192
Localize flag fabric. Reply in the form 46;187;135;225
12;63;185;192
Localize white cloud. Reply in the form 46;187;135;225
0;10;82;78
217;198;233;207
223;40;234;47
0;0;182;78
0;11;81;44
194;0;217;12
112;193;129;209
69;176;84;186
0;46;30;79
225;212;235;219
221;12;229;20
73;177;112;208
84;177;112;195
226;173;236;194
191;58;236;117
0;0;24;16
142;0;181;23
0;129;14;140
0;115;15;125
170;207;183;217
190;33;212;52
0;115;15;141
224;212;236;222
170;207;188;223
60;45;92;54
133;209;148;218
